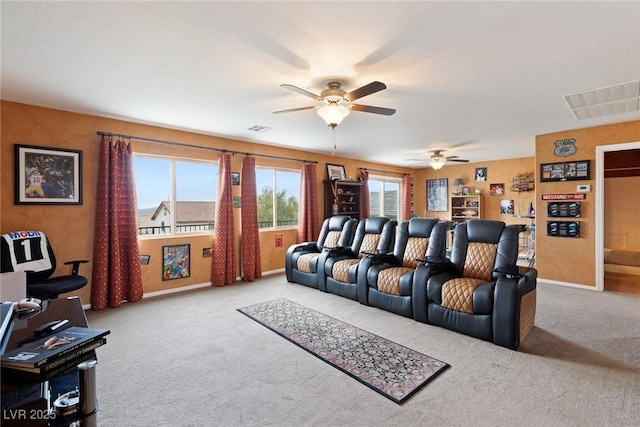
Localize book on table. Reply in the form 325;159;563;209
1;326;109;373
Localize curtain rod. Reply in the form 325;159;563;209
359;167;408;176
97;131;318;164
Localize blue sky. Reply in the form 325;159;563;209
134;156;301;210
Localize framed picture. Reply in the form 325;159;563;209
15;144;83;205
326;163;346;180
462;186;471;195
540;160;590;182
490;183;504;196
426;178;448;212
231;172;240;186
162;244;190;281
475;167;487;182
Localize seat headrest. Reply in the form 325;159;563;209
466;220;506;243
407;218;437;237
328;215;351;230
363;217;390;233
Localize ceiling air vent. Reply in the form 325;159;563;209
564;80;640;120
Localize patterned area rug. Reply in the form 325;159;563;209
237;298;449;404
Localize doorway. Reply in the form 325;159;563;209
595;141;640;292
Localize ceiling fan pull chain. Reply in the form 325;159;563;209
332;127;337;156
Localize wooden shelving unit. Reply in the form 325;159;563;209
323;180;363;220
450;194;482;223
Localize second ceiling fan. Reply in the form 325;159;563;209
274;80;396;128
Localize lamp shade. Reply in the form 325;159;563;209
454;178;464;186
318;104;350;128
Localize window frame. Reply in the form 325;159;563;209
255;166;301;230
368;174;402;221
133;153;218;238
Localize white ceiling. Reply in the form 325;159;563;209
2;1;639;168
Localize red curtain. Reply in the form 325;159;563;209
241;157;261;281
212;153;236;286
359;169;371;218
401;175;413;221
91;136;143;310
297;162;319;242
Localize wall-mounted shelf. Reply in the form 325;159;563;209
511;173;535;192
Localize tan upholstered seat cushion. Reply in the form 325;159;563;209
441;242;498;313
296;253;320;273
377;267;414;295
332;259;360;283
442;277;485;313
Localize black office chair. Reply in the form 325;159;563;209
1;231;89;300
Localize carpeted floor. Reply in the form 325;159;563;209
86;274;640;427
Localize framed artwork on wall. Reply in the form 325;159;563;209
426;178;448;212
162;244;190;281
540;160;590;182
15;144;83;205
326;163;346;180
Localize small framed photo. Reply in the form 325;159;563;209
231;172;240;186
490;183;504;196
15;144;83;205
462;186;471;195
162;244;190;281
475;167;487;182
326;163;346;180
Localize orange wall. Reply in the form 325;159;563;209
0;101;413;301
535;120;640;287
416;157;536;226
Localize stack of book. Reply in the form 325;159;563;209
1;326;109;379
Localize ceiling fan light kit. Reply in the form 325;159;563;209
318;104;350;128
430;158;447;170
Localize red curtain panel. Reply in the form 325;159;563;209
91;136;143;310
359;169;371;219
211;153;236;286
241;156;261;281
297;163;319;243
401;175;413;221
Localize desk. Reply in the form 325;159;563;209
1;297;104;426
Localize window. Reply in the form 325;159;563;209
134;155;218;236
256;167;300;229
368;176;400;221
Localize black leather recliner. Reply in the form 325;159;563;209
413;219;537;350
357;218;449;318
285;215;357;288
319;217;396;301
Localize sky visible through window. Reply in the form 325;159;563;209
134;156;301;210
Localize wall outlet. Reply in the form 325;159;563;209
577;184;591;192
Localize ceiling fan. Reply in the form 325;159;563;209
428;150;469;170
407;149;470;170
273;81;396;128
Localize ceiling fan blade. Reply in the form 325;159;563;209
273;106;318;114
350;104;396;116
445;155;460;160
280;84;322;100
447;159;469;163
344;81;387;101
